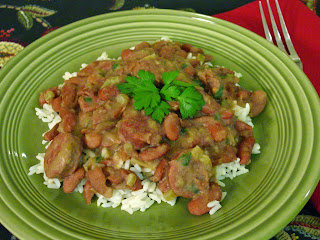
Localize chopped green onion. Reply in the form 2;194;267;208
112;63;119;70
181;63;188;69
220;74;234;79
214;113;221;120
96;156;103;162
179;153;192;166
214;85;224;99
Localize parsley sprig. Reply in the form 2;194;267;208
117;70;205;123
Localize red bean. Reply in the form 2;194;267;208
206;122;228;142
184;65;196;76
59;108;77;133
84;132;103;149
163;113;180;141
237;136;255;165
139;143;170;161
198;89;220;115
121;49;134;61
51;96;62;112
234;120;253;138
250;90;267;117
63;168;85;193
43;123;59;142
150;158;169;182
87;167;113;198
83;181;95;204
61;83;77;109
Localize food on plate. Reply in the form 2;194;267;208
30;38;267;215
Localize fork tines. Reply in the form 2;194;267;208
259;0;303;69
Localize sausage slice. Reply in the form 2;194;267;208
44;133;83;179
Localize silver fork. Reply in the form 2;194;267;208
259;0;303;69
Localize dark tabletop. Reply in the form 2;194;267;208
1;0;320;239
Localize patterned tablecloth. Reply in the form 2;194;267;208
1;0;319;239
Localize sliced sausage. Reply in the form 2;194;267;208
188;183;222;215
167;150;210;198
44;133;82;179
198;89;220;115
98;85;120;101
195;116;228;142
118;106;162;149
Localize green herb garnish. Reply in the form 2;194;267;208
180;127;187;134
84;97;92;102
192;187;200;194
178;87;204;119
178;152;192;166
214;85;224;99
181;63;188;69
112;63;119;70
96;156;103;162
219;74;234;79
117;70;205;123
193;79;205;88
214;113;221;120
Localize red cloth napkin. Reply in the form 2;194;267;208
213;0;320;213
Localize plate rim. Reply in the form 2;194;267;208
0;9;320;240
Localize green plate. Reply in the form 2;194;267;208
0;9;319;240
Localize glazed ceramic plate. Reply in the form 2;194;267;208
0;9;319;240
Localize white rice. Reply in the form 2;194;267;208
96;52;110;61
62;71;77;81
252;143;261;154
208;200;222;215
29;49;261;216
35;103;61;129
216;158;249;181
96;161;177;214
233;102;254;127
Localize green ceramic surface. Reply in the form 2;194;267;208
0;9;319;240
